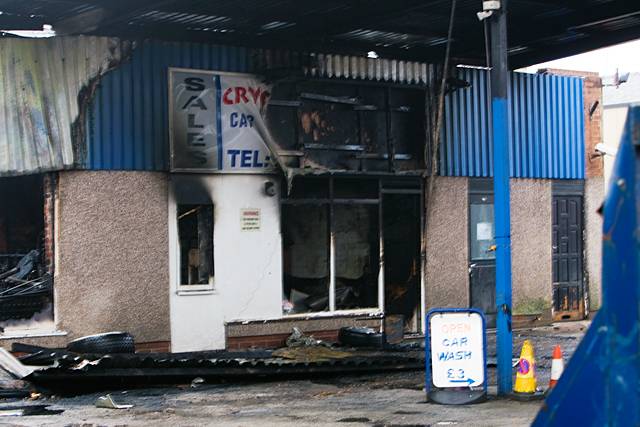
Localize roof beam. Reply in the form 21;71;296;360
269;0;445;39
89;21;446;63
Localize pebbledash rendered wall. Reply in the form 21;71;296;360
55;171;171;346
425;177;554;314
426;70;604;319
510;179;553;311
0;171;172;352
425;177;469;309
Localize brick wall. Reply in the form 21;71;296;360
42;173;56;274
538;68;604;178
225;315;383;350
135;340;171;353
227;330;340;350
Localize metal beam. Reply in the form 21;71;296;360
86;22;450;63
267;0;443;39
488;0;513;396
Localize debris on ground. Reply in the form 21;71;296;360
0;322;588;426
0;251;52;323
272;346;352;362
285;327;329;347
0;405;63;417
190;377;205;388
0;338;423;395
94;394;133;409
338;326;385;348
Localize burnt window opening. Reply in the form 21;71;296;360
382;192;422;333
281;176;385;314
266;81;426;173
178;204;214;286
0;174;54;327
282;201;380;314
281;176;423;333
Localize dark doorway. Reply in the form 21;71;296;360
468;192;496;328
552;194;584;320
383;193;421;333
0;175;44;257
0;174;53;326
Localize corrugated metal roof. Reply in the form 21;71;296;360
5;0;638;69
440;68;585;179
0;36;126;176
307;54;432;84
86;41;435;171
250;49;435;85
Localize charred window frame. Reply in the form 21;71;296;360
266;80;426;173
178;204;214;287
281;176;382;315
172;176;215;292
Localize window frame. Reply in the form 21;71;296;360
469;195;496;262
281;176;422;316
175;202;215;293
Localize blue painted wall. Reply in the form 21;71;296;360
86;41;251;171
440;68;585;179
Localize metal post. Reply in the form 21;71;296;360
489;0;513;395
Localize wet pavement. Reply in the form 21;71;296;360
0;321;588;426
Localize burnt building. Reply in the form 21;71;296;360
0;36;603;352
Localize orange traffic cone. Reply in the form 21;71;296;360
513;340;537;394
548;345;564;389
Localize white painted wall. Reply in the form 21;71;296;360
602;105;628;191
169;174;282;351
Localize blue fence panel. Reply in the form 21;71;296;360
86;41;251;171
440;68;585;179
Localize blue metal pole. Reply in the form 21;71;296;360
489;0;513;395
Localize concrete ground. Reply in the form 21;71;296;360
0;321;588;427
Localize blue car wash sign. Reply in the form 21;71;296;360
169;68;276;173
426;309;487;404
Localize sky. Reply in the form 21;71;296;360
518;38;640;77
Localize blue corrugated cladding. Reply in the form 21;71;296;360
440;68;585;179
86;41;251;171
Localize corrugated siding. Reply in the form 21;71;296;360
86;42;436;171
86;41;251;171
254;49;435;85
0;37;124;176
441;68;585;179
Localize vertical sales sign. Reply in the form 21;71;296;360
169;68;276;173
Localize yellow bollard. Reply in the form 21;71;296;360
513;340;537;394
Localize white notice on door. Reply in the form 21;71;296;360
476;222;492;240
240;208;261;231
430;312;485;388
